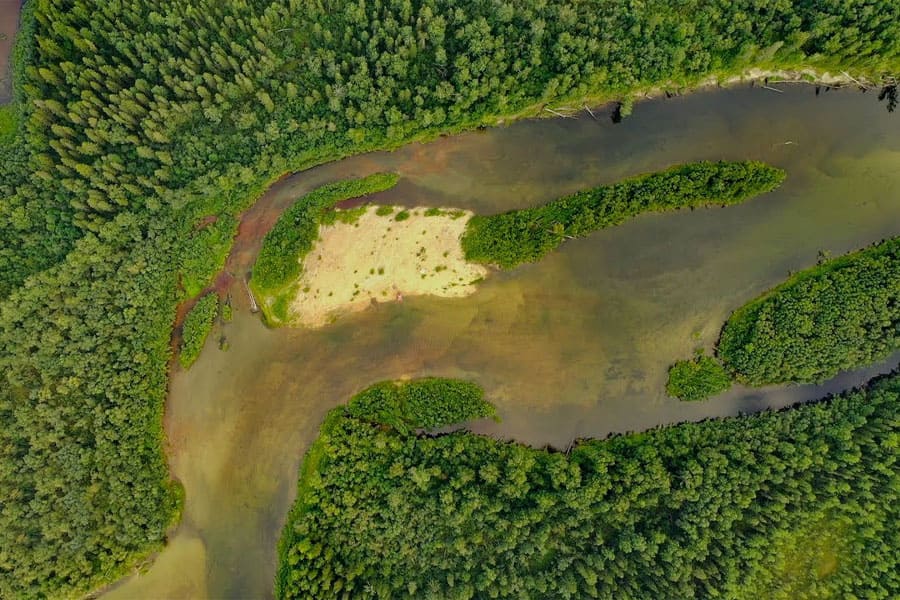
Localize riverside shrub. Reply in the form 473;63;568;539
666;353;732;401
250;173;399;295
179;293;219;368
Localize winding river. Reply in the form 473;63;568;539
107;84;900;599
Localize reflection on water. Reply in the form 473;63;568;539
107;85;900;599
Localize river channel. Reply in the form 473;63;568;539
107;84;900;599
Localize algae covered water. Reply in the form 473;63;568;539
107;85;900;599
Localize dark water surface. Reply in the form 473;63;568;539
107;85;900;599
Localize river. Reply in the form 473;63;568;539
106;84;900;599
0;0;21;104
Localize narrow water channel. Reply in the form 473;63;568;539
0;0;23;104
107;85;900;599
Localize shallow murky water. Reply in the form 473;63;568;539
107;85;900;599
0;1;21;104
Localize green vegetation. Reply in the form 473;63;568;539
1;0;899;596
669;237;900;399
666;352;732;401
250;173;399;323
376;205;395;217
394;209;411;222
277;373;900;599
179;293;219;369
0;105;18;147
719;236;900;385
348;378;496;433
461;161;785;268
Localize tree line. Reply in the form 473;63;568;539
278;374;900;598
461;161;785;268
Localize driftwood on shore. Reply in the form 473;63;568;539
243;278;259;313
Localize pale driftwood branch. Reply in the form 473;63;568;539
841;71;873;89
544;107;575;119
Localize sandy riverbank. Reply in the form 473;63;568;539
289;206;488;327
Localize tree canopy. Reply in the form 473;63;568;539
462;161;785;268
668;236;900;400
719;236;900;385
278;374;900;599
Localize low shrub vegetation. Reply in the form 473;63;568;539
348;378;496;433
461;161;785;268
277;373;900;599
179;293;219;368
666;353;732;401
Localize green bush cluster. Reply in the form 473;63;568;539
1;0;899;596
250;173;399;299
178;293;219;369
278;373;900;599
461;161;785;268
718;236;900;385
666;353;732;401
348;378;495;432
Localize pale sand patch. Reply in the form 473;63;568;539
289;206;488;327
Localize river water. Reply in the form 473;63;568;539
0;1;22;104
106;85;900;599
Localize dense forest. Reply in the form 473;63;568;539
278;375;900;599
251;172;399;324
462;161;784;268
1;0;899;597
668;236;900;399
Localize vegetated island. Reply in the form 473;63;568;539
2;0;899;597
668;236;900;400
253;161;783;327
277;374;900;599
461;161;785;268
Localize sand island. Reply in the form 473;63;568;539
288;206;488;327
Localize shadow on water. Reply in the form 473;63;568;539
107;84;900;599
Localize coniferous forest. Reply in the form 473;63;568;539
277;376;900;599
461;161;784;268
1;0;899;598
668;236;900;400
